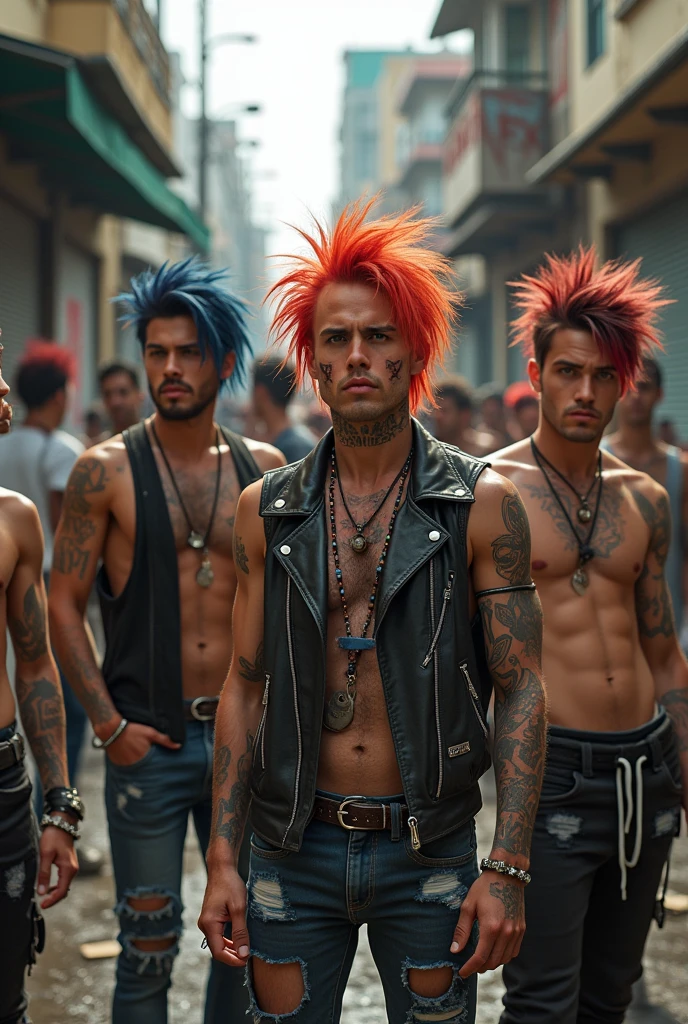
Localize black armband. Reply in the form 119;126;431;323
475;581;537;599
44;786;85;822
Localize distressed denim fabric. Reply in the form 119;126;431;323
105;719;249;1024
501;710;682;1024
0;723;40;1024
245;792;479;1024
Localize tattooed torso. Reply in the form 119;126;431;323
492;441;663;731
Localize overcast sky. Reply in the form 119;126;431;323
161;0;468;264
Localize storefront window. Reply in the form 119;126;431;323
586;0;606;66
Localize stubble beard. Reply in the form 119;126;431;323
151;387;216;422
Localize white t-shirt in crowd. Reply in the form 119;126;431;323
0;425;84;572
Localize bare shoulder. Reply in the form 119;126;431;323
0;487;41;539
471;468;530;547
66;438;128;501
235;479;266;556
243;437;287;472
601;449;664;507
489;439;533;480
473;466;523;511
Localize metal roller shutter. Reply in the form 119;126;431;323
0;198;40;404
614;194;688;440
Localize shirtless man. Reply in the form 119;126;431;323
0;342;79;1024
48;260;284;1024
199;202;547;1023
431;375;494;456
491;248;688;1024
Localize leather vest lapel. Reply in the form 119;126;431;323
273;501;329;643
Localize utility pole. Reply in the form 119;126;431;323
199;0;208;219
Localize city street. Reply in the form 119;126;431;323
26;746;688;1024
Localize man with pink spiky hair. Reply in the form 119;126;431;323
492;247;687;1023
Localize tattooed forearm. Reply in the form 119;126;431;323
15;675;67;791
319;363;333;385
386;359;402;381
238;642;264;683
491;493;532;585
489;880;523;920
234;534;249;575
332;401;409;448
212;730;254;849
9;584;48;662
659;688;688;752
55;625;116;727
634;489;675;638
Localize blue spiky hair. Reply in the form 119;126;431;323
115;257;253;392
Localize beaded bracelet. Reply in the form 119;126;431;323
480;857;531;885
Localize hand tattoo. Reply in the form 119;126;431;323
386;359;402;381
489;880;523;920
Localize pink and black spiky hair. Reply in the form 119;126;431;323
266;197;461;412
510;245;669;393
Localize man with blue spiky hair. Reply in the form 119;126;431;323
49;259;285;1023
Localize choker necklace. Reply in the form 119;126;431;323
337;460;408;554
530;438;603;597
151;421;222;589
324;447;413;731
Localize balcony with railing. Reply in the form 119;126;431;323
442;69;554;256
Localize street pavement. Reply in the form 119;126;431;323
26;747;688;1023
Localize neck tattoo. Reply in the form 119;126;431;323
331;401;409;448
530;438;603;596
151;422;222;588
324;446;413;732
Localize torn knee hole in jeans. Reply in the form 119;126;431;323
546;812;582;848
121;932;180;976
415;870;467;912
247;954;309;1021
402;959;469;1023
116;887;183;973
3;861;28;900
248;871;296;922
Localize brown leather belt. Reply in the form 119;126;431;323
312;794;409;832
0;732;25;771
183;697;220;722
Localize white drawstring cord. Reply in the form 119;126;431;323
615;754;648;900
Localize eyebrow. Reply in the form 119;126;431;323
552;358;616;372
318;324;397;338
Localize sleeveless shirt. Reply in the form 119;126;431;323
97;422;262;743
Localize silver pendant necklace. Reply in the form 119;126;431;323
151;422;222;588
336;460;408;554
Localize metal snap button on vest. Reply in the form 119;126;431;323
454;487;465;496
274;499;286;508
280;544;291;555
428;530;441;542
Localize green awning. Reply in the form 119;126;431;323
0;34;209;251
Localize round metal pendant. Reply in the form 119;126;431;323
350;534;367;554
188;530;205;550
577;506;592;523
196;562;214;588
323;690;355;731
571;567;589;596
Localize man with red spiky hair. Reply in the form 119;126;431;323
199;200;547;1023
491;247;688;1024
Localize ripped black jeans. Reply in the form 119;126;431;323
0;724;42;1024
501;709;683;1024
246;793;479;1024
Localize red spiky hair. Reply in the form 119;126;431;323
19;339;75;377
510;245;669;394
267;197;460;412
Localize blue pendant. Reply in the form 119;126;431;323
337;637;376;651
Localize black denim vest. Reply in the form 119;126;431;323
251;420;492;851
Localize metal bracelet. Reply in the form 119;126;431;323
480;857;531;885
40;814;81;841
45;786;84;822
92;718;128;750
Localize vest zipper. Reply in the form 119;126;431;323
425;562;455;801
421;570;455;668
461;662;488;738
408;816;421;850
257;674;270;770
283;577;303;844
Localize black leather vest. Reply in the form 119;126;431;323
251;420;492;851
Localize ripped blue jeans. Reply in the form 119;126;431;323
105;719;249;1024
246;793;478;1024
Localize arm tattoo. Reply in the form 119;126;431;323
9;584;48;662
238;642;264;683
489;880;523;920
331;400;409;448
386;359;402;381
53;458;106;579
659;688;688;752
480;591;546;858
319;363;333;385
234;534;249;575
491;493;532;585
15;675;67;791
212;730;254;849
633;489;674;638
57;624;116;727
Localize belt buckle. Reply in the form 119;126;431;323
9;733;24;763
337;795;367;830
190;697;215;722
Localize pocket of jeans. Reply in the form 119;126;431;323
250;831;291;861
107;743;159;772
538;767;584;806
659;757;683;795
404;821;477;868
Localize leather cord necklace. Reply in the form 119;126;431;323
325;446;413;732
151;421;222;588
336;459;408;553
530;437;601;523
530;438;603;597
